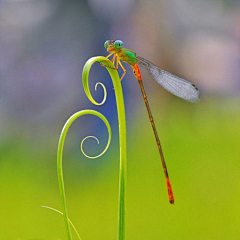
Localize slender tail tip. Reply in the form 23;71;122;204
166;178;175;204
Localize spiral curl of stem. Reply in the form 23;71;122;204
81;135;104;159
94;82;107;105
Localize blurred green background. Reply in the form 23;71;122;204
0;1;240;239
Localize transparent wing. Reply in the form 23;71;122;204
137;56;199;102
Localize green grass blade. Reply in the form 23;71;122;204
42;206;82;240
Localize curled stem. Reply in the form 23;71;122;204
82;56;127;240
57;110;111;240
57;56;126;240
81;136;100;159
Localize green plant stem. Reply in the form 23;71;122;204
57;109;111;240
82;57;127;240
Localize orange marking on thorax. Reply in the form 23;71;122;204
131;64;142;81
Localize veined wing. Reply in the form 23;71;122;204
137;56;199;102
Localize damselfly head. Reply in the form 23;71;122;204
104;40;123;52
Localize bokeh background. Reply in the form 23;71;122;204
0;0;240;239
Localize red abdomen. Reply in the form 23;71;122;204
131;64;142;81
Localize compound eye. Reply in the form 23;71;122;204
114;40;123;49
104;40;109;49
